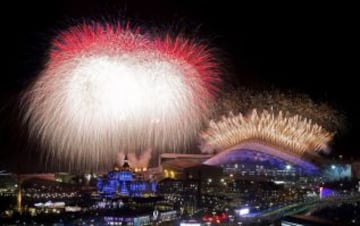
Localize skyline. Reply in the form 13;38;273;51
0;1;358;172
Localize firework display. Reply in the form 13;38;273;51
200;109;334;156
212;88;344;132
116;149;152;169
21;22;220;170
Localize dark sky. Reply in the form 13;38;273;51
0;1;358;171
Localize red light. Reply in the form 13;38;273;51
202;214;213;222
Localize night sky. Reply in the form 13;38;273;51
0;1;358;171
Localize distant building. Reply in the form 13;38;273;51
158;178;183;194
54;173;77;184
322;162;352;181
0;173;17;195
183;164;223;181
96;156;157;197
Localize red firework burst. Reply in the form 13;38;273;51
22;21;221;171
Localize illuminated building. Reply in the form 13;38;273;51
199;109;337;180
96;156;157;197
204;149;319;180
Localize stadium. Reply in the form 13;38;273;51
161;108;337;183
199;109;334;180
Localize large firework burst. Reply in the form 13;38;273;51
21;22;220;170
200;109;334;156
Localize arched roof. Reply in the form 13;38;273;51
203;141;320;172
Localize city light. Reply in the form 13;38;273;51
180;222;201;226
236;208;250;216
170;171;175;179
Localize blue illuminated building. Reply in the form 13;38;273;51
204;149;320;177
97;156;157;197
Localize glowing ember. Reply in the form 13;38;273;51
212;88;345;132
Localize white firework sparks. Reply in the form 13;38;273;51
21;23;220;171
116;149;152;169
200;109;334;156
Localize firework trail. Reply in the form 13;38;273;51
116;152;126;168
115;149;152;169
21;22;220;171
200;109;334;156
211;87;344;132
127;148;152;169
